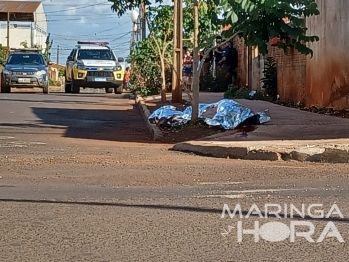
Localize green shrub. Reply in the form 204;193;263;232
224;85;268;100
233;87;251;99
49;79;56;86
261;57;278;100
224;84;239;98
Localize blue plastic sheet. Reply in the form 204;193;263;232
148;99;271;130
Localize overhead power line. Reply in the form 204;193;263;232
43;3;111;7
50;31;132;41
49;23;130;38
44;16;116;22
38;1;110;14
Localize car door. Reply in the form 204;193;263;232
66;48;76;82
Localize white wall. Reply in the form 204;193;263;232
33;3;47;49
0;2;47;50
0;24;31;48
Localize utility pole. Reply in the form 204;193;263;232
130;30;134;55
171;0;183;103
191;0;199;121
136;23;139;42
140;1;146;40
57;45;59;64
248;46;252;89
6;12;10;57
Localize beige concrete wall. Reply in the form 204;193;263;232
306;0;349;109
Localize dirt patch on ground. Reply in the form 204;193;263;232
160;124;223;143
300;106;349;118
145;100;189;114
275;101;349;118
145;100;225;143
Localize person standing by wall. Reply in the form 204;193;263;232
214;36;223;69
182;49;193;90
229;40;238;85
201;46;213;76
123;67;131;90
218;42;233;87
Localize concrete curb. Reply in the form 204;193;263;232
135;93;164;141
171;140;349;163
143;94;173;102
49;86;63;92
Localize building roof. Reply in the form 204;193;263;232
0;1;41;13
0;1;42;22
49;63;65;70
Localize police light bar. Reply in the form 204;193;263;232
77;41;109;46
10;48;42;52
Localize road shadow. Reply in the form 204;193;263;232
0;93;133;106
0;97;132;107
0;198;347;224
53;93;132;99
0;106;153;143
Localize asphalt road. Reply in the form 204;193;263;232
1;90;349;261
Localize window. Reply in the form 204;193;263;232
7;54;45;65
68;49;76;60
77;49;115;60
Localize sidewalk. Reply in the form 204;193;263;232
172;92;349;163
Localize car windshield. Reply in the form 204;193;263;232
77;49;115;60
7;54;45;65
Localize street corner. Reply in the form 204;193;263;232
170;141;248;158
49;86;64;92
171;141;280;161
135;93;164;141
306;147;349;164
171;140;349;163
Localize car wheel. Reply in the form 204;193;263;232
43;83;49;94
1;76;10;93
1;84;11;93
71;80;80;93
105;88;113;93
65;82;72;93
114;85;123;94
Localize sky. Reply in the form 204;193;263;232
3;0;173;65
40;0;135;64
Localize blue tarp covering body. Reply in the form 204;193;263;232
148;99;271;130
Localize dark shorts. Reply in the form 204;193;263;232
183;67;192;75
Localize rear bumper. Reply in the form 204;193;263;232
73;78;123;88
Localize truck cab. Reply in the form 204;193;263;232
65;41;125;94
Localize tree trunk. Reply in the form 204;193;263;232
191;0;200;122
160;56;167;102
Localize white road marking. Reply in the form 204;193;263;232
8;141;26;145
0;140;47;148
0;144;27;148
223;188;318;194
195;194;245;199
28;142;47;145
197;182;243;185
0;136;15;140
270;165;308;169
